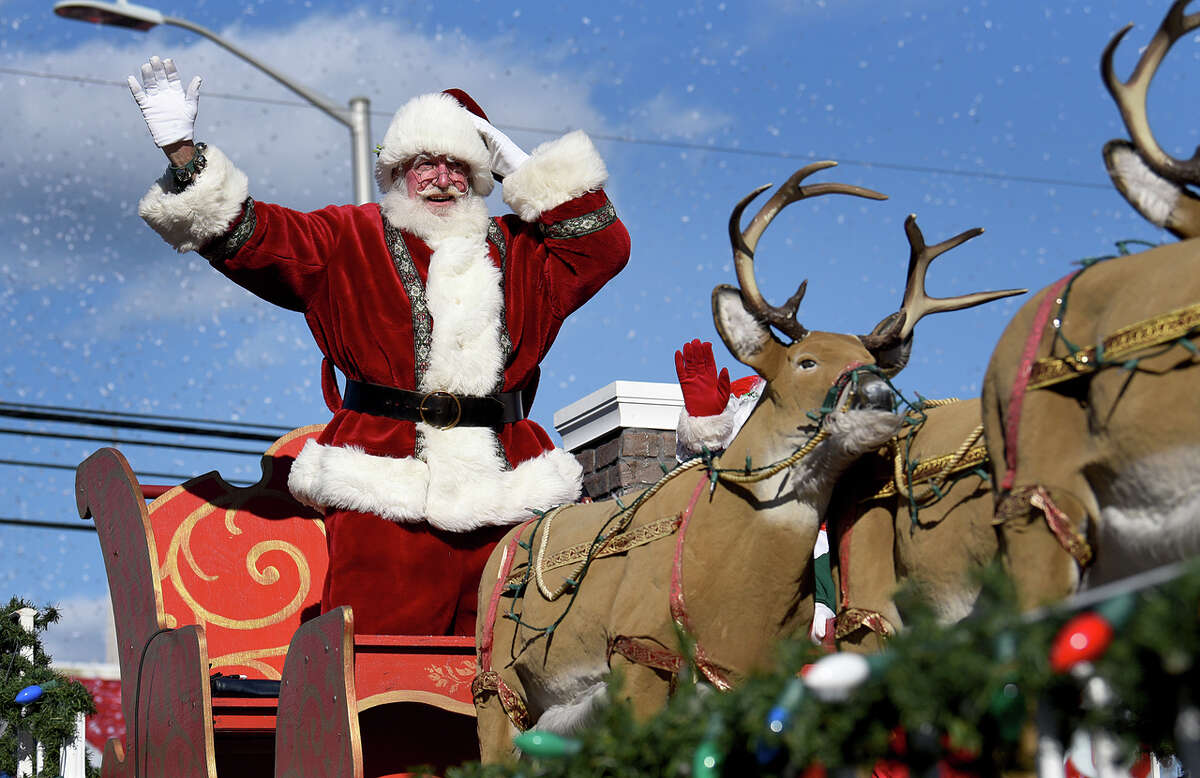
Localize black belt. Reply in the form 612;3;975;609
342;379;525;430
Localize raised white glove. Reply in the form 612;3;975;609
127;56;202;147
468;113;530;180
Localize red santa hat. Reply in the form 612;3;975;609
375;88;494;196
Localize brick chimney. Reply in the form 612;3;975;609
553;381;684;502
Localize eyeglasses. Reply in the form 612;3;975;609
407;155;468;181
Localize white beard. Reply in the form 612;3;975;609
379;187;490;243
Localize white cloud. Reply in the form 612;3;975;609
2;11;615;294
2;10;635;343
629;90;734;141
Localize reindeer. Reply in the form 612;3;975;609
981;0;1200;609
471;162;1019;761
830;395;999;652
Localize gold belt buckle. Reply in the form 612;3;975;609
419;391;462;430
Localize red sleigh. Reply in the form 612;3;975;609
75;427;479;777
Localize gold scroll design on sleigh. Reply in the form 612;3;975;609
149;425;328;680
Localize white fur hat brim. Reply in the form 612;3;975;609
375;92;494;197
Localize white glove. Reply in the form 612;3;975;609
128;56;202;147
468;113;529;180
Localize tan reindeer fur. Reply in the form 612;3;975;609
832;397;996;652
473;294;904;762
473;163;1018;761
981;240;1200;609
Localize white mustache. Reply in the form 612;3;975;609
416;183;467;200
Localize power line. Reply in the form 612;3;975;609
0;458;253;486
0;401;292;434
0;427;263;456
0;406;282;443
0;65;1112;191
0;517;96;533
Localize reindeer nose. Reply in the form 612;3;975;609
855;374;894;411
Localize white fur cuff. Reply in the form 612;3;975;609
138;145;250;254
502;130;608;222
676;406;738;458
287;439;428;521
286;437;583;532
675;387;762;459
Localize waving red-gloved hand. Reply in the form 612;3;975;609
674;339;731;417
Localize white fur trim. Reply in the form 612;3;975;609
420;232;505;395
376;92;493;197
675;387;761;459
286;435;582;530
420;425;583;530
676;407;737;458
138;145;249;254
287;438;428;520
502;130;608;222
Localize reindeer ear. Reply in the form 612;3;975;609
713;285;779;372
1103;139;1200;238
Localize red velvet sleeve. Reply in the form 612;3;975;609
203;200;372;313
534;189;631;320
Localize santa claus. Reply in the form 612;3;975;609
128;56;631;635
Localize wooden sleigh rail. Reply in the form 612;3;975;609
74;428;479;778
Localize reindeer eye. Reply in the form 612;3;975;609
798;358;817;370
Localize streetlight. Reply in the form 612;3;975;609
54;0;375;205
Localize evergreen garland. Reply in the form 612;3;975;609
0;598;97;778
449;563;1200;777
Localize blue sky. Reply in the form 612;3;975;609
0;0;1194;659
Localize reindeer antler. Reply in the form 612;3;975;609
729;161;887;341
1101;0;1200;185
860;215;1026;354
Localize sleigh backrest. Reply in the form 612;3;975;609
145;425;327;679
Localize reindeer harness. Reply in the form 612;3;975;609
834;400;991;642
473;373;866;732
997;254;1200;569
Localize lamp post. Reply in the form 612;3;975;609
54;0;375;204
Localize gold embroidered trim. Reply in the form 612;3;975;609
472;670;533;731
865;445;989;502
1028;301;1200;390
505;514;681;589
384;220;433;385
542;199;617;239
994;485;1093;568
834;608;897;640
487;218;512;384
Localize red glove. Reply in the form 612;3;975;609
674;339;731;417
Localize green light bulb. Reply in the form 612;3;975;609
512;730;582;758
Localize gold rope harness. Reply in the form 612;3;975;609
1027;300;1200;390
869;423;988;503
511;513;683;593
514;399;849;601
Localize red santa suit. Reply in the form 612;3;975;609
138;91;630;635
